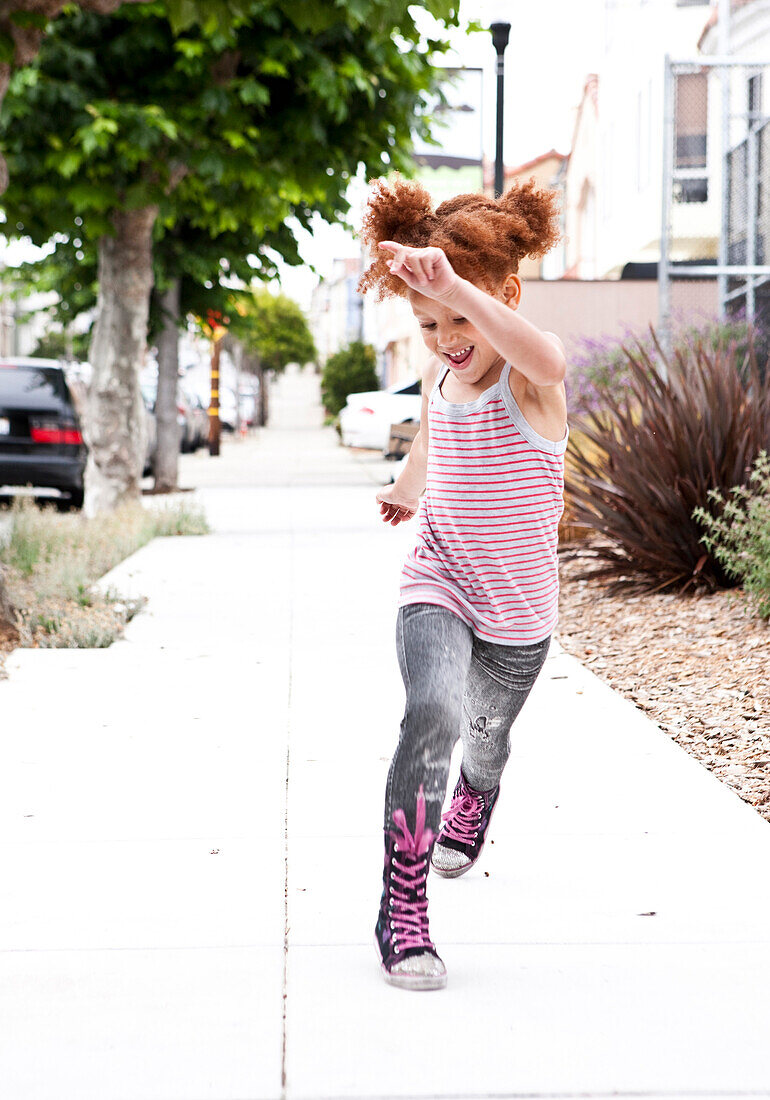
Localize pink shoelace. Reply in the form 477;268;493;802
439;782;483;845
388;785;435;953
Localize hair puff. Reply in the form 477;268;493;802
358;176;561;300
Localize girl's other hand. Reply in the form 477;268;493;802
378;242;458;300
376;486;419;526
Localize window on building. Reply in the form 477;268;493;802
675;178;709;203
674;71;708;203
675;72;707;169
748;73;763;122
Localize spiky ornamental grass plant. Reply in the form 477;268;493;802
565;333;770;593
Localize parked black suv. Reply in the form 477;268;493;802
0;358;86;509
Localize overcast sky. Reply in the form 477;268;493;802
278;0;606;306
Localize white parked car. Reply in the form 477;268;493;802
339;378;422;451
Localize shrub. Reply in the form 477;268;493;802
694;451;770;619
566;328;642;416
320;341;379;417
565;331;770;591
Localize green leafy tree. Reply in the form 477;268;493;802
321;341;379;417
230;287;316;426
1;0;458;513
0;2;148;192
148;218;304;489
7;212;306;486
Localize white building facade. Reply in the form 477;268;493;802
556;0;748;280
592;0;719;277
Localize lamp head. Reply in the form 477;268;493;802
490;21;511;54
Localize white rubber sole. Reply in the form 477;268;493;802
373;936;448;991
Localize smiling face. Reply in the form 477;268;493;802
408;276;520;388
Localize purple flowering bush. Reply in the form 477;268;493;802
566;313;759;416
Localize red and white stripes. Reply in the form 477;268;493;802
399;364;568;645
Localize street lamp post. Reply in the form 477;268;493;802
491;21;510;199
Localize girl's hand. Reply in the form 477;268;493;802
378;241;459;300
376;485;420;526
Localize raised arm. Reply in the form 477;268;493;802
379;241;566;389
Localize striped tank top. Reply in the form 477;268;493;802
399;362;568;645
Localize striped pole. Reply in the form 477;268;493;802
208;335;221;457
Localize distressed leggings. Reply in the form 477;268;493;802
384;603;550;836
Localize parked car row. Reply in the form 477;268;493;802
338;378;422;454
141;380;209;462
0;358;87;510
0;358;216;510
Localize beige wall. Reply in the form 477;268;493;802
372;279;720;390
519;278;720;354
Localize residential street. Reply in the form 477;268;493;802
2;364;770;1100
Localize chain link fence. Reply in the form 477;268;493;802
660;57;770;355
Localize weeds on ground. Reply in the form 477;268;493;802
694;451;770;621
0;498;209;650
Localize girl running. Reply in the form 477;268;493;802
358;177;568;991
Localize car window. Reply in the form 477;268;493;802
0;365;70;403
387;380;421;396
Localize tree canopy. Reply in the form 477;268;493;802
1;0;459;251
232;288;316;374
0;0;460;510
0;0;147;190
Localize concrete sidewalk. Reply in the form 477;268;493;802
2;364;770;1100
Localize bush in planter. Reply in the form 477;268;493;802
321;341;379;417
565;331;770;592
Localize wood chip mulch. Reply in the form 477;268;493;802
557;540;770;823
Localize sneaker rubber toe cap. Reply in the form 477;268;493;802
387;952;447;991
431;843;471;877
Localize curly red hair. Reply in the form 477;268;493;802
357;175;561;299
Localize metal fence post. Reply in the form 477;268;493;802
746;107;759;323
659;54;674;370
718;0;731;321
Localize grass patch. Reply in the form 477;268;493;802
0;498;209;651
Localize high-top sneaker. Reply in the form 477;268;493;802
374;785;447;991
430;771;500;879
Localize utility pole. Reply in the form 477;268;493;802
206;308;226;457
208;336;221;456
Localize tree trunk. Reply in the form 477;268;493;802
232;341;242;436
153;278;181;493
83;205;157;517
258;362;269;427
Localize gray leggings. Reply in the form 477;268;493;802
384;603;550;836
